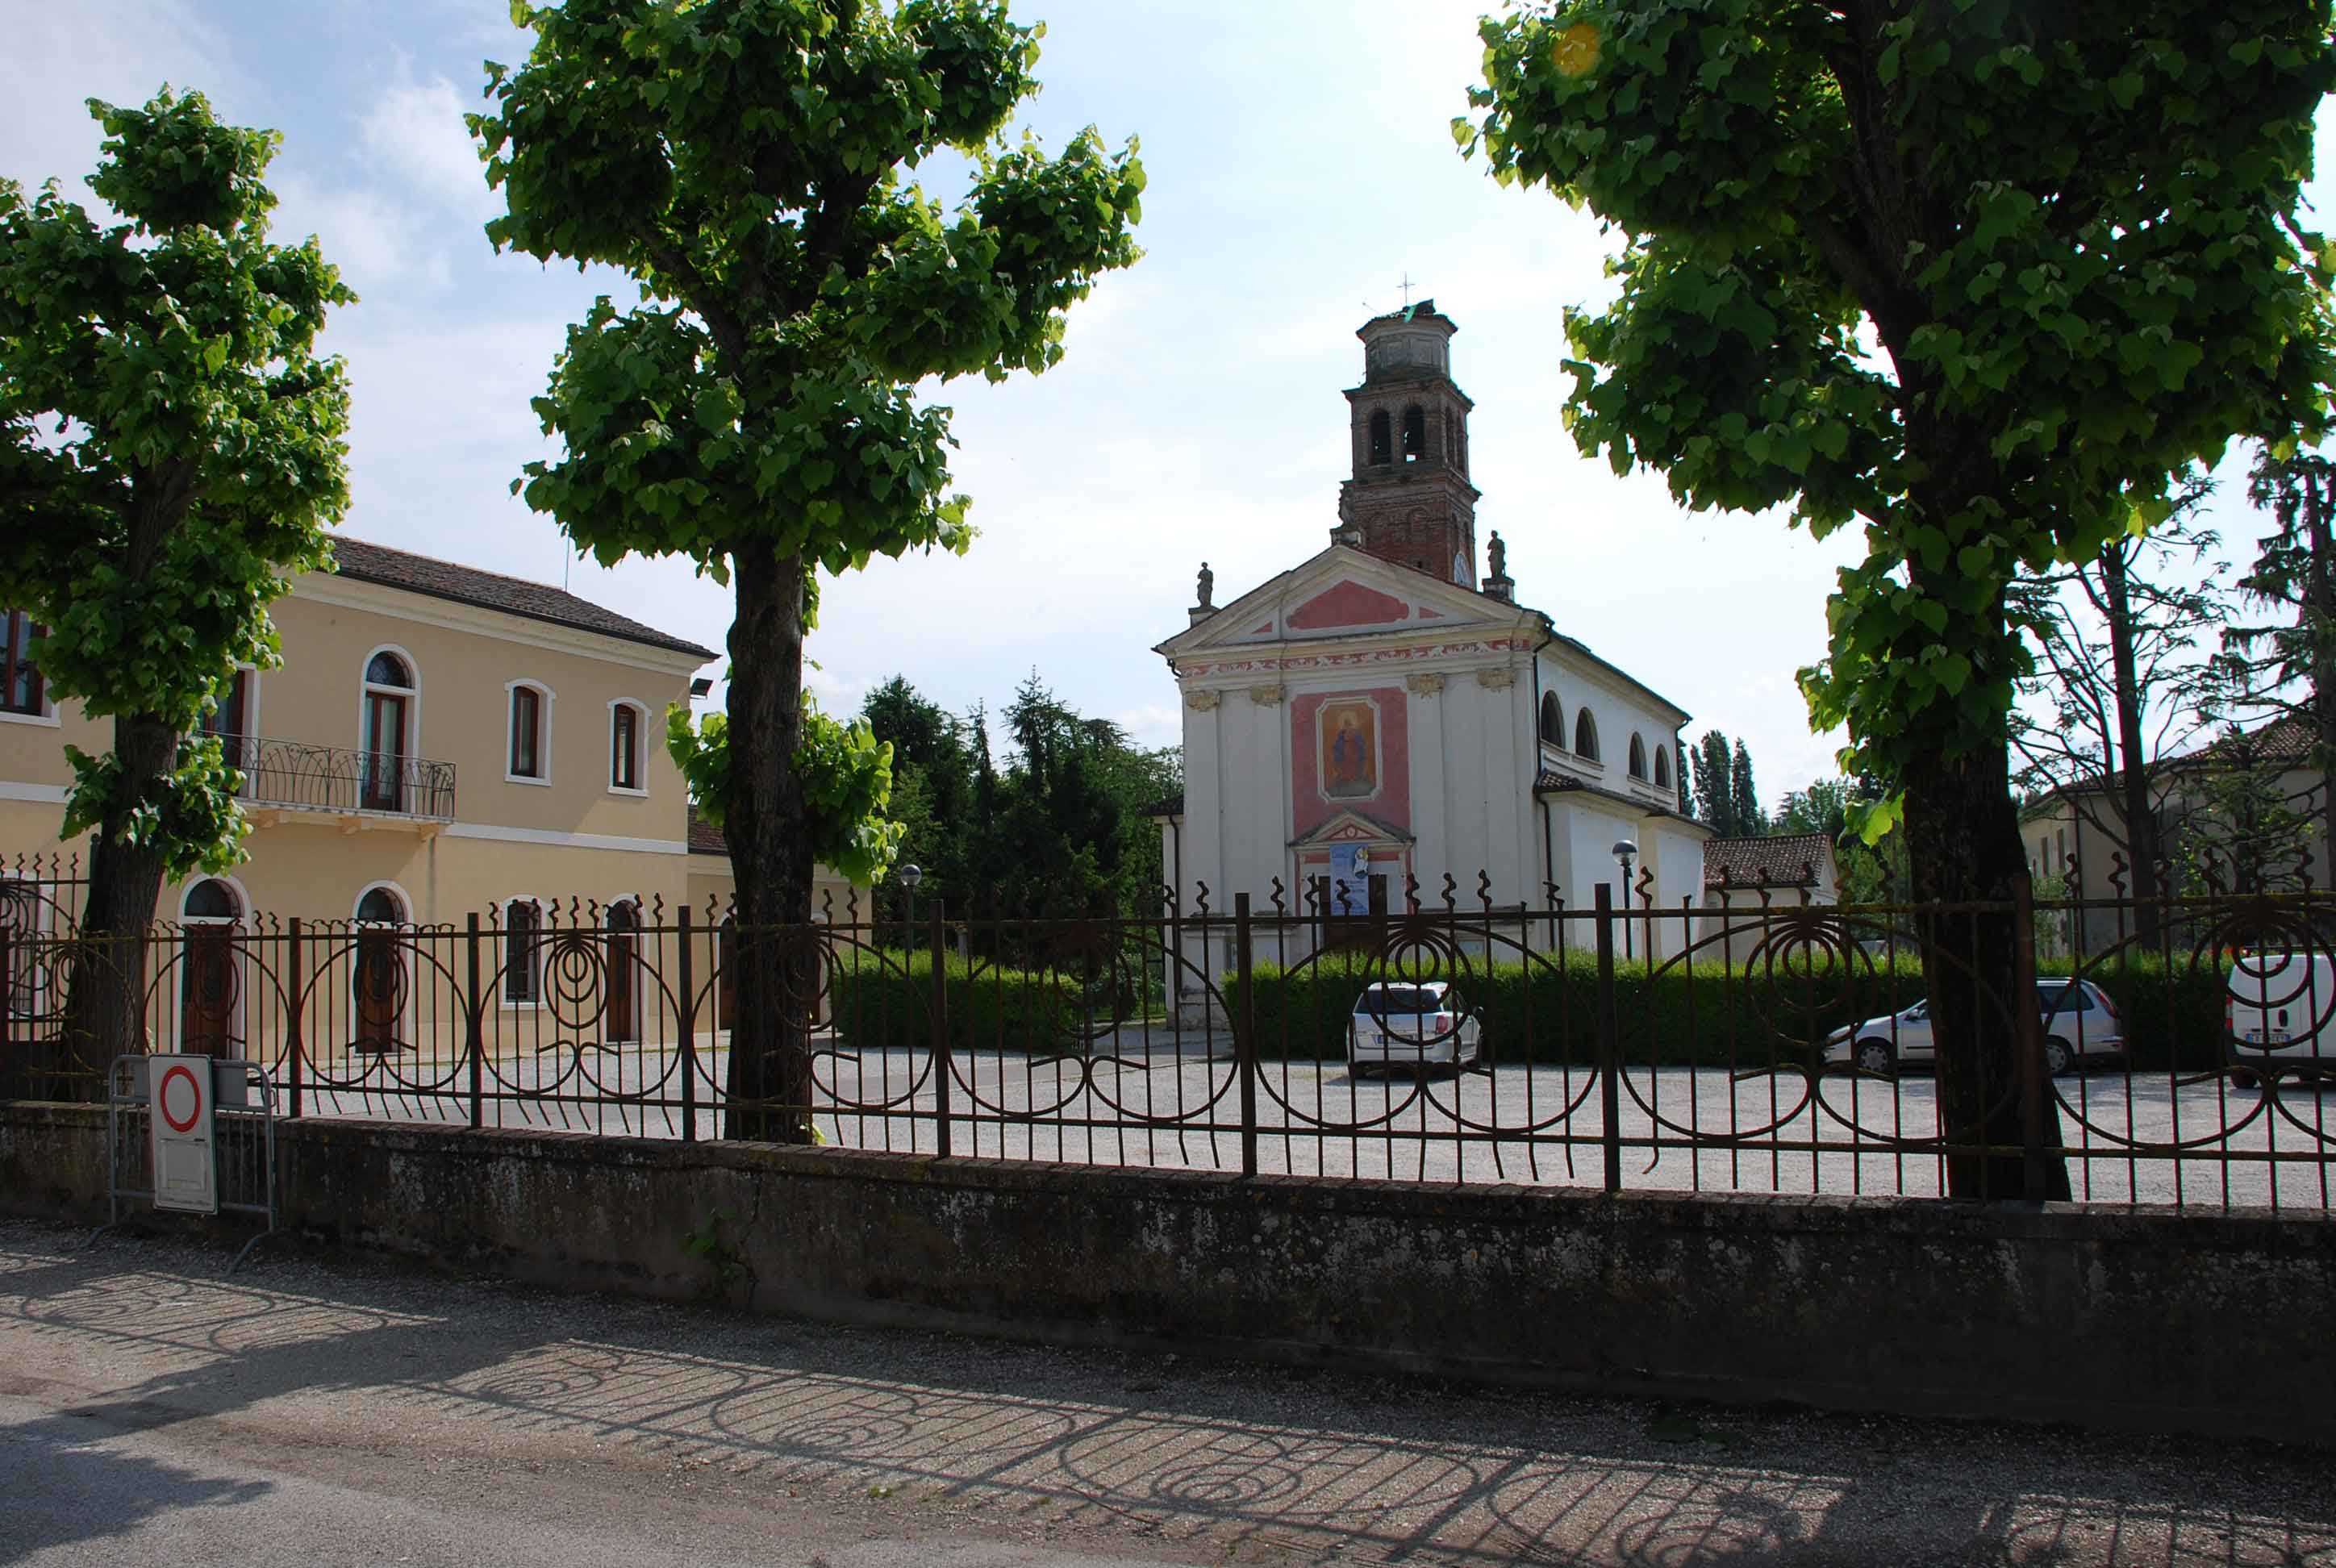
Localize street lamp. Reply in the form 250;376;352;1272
1611;840;1638;961
899;863;923;953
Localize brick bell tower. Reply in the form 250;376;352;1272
1334;299;1480;588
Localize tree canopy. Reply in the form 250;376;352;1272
1466;3;2331;832
0;88;352;926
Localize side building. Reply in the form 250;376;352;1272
1;537;852;931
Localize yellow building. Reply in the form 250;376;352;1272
2;540;863;1064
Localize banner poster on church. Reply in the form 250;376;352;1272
1330;842;1369;913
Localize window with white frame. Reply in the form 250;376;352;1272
610;703;644;792
2;610;47;718
507;682;550;782
504;898;541;1004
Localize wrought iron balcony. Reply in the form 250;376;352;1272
219;736;458;823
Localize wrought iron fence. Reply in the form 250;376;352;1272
4;866;2333;1211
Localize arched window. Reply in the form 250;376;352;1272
507;680;551;782
361;649;415;811
355;886;404;924
184;878;241;921
609;701;645;793
1653;745;1671;790
352;884;408;1054
605;900;640;1044
1400;405;1425;461
1574;709;1600;761
1628;734;1647;780
1539;691;1562;746
503;899;540;1005
179;878;244;1058
1367;410;1391;466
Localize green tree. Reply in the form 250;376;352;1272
2214;449;2336;865
1690;729;1735;832
2009;471;2225;937
1728;739;1760;836
1463;1;2333;1198
0;89;353;1066
472;0;1143;1140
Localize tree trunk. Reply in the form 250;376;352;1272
1900;733;2071;1200
52;713;177;1098
721;548;819;1142
2099;548;2163;944
2303;469;2336;891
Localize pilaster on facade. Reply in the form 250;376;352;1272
1404;673;1445;696
1183;687;1221;711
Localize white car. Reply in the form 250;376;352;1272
1348;982;1482;1075
2227;950;2336;1088
1823;979;2125;1078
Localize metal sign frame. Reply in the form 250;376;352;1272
104;1055;280;1272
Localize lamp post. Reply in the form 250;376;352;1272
1611;840;1638;962
899;863;923;954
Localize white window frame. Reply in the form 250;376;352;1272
500;895;545;1011
171;874;253;1057
0;608;59;727
504;678;555;786
356;643;421;761
607;699;649;797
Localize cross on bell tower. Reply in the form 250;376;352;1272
1335;298;1481;587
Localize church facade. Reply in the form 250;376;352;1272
1151;302;1708;995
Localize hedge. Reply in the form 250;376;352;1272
828;946;2234;1071
1249;952;2231;1072
829;951;1108;1056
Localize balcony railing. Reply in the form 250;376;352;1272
219;736;457;822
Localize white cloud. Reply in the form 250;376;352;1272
0;0;243;197
358;64;494;216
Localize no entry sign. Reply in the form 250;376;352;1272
148;1053;219;1215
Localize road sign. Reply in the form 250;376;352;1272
148;1053;219;1215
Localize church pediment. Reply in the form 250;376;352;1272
1290;807;1414;848
1158;544;1525;659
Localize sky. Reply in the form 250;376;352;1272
4;1;2330;813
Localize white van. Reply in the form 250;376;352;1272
2226;950;2336;1087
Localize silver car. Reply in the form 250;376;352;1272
1824;980;2125;1077
1348;982;1483;1075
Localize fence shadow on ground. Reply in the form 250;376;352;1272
1;1227;2329;1567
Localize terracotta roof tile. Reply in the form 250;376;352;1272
686;806;728;857
328;536;717;661
1703;832;1831;890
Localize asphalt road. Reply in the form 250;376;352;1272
285;1035;2336;1207
4;1220;2330;1567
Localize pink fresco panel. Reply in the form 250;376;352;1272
1287;579;1411;632
1291;686;1411;839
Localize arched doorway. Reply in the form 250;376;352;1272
352;885;407;1056
179;878;243;1058
605;900;640;1045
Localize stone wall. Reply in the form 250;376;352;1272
4;1099;2329;1441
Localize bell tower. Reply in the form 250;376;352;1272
1335;299;1480;587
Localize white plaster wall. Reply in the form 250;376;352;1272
1535;653;1682;813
